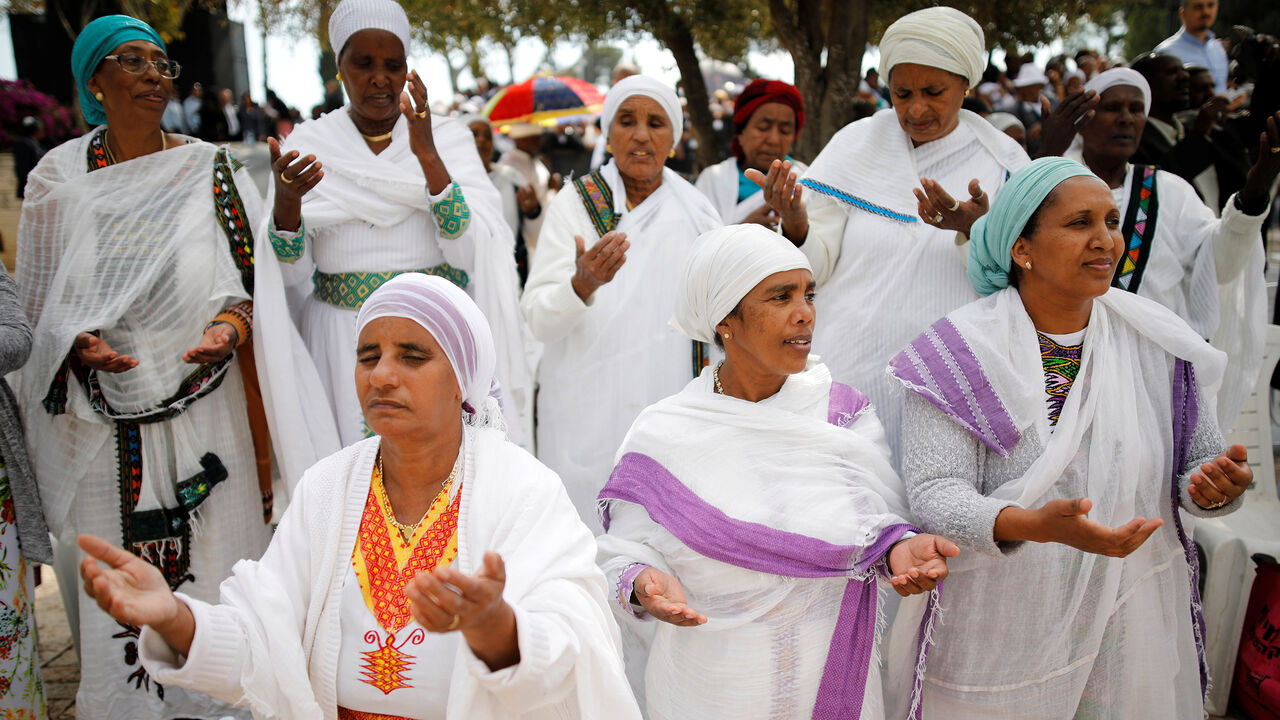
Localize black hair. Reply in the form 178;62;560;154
962;96;992;115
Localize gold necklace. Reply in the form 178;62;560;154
376;447;462;541
713;361;725;395
360;129;394;143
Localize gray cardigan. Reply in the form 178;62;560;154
0;267;52;564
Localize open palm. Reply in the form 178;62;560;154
634;567;706;627
79;534;180;629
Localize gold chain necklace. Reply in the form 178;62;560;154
376;446;462;541
713;361;725;395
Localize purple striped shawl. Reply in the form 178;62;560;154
887;317;1021;457
598;382;935;719
1171;359;1210;699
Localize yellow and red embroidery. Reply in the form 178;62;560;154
337;708;417;720
351;463;459;694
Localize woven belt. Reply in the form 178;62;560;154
313;264;470;310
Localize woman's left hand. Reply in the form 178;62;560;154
887;533;959;597
1239;112;1280;210
182;323;237;364
916;178;989;236
1189;444;1252;510
406;551;520;670
401;70;437;160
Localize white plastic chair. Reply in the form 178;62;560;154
1196;323;1280;716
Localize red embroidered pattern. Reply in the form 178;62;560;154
337;708;417;720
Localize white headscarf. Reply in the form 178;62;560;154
601;75;683;150
670;224;812;344
355;274;506;430
1085;67;1152;117
878;7;986;88
328;0;412;58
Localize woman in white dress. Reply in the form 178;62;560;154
78;274;640;720
262;0;532;447
521;76;721;533
752;7;1029;457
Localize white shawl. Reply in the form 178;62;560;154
266;109;534;447
141;428;639;719
16;130;338;526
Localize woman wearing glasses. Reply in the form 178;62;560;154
16;15;337;720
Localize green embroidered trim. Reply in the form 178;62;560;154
573;170;619;237
213;148;255;294
313;265;470;309
269;218;306;263
431;182;471;240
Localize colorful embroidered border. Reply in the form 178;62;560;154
691;340;710;380
1037;332;1083;427
213;148;255;294
86;130;111;171
798;178;918;223
430;182;471;240
313;265;470;309
269;219;306;263
573;170;619;237
1112;165;1159;293
338;708;417;720
42;357;70;416
85;354;234;424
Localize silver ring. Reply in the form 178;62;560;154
932;213;944;224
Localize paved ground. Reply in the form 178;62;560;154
35;571;78;719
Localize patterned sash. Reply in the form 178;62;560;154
314;265;470;310
1111;165;1159;293
573;170;619;237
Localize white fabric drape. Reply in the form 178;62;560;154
694;156;809;224
885;288;1225;719
797;108;1029;458
15;130;330;718
140;427;640;720
521;161;722;533
597;361;908;719
263;109;534;448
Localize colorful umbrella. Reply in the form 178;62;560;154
483;74;606;126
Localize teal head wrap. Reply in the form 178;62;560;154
72;15;167;126
966;157;1096;296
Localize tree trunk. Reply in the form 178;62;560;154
647;4;717;172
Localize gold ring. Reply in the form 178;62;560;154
947;199;960;212
280;173;294;184
932;213;944;224
416;109;428;119
446;614;460;630
1271;146;1279;154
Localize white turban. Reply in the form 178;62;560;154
458;113;490;129
328;0;411;58
601;75;683;151
1085;67;1151;117
987;112;1024;132
355;274;506;430
878;7;986;88
671;224;812;344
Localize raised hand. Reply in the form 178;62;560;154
74;332;138;373
78;534;194;655
182;322;237;364
887;533;959;597
745;159;806;246
634;567;706;626
1188;444;1252;510
1036;89;1099;158
1240;112;1280;210
1191;95;1230;138
405;551;519;670
516;185;540;216
400;70;438;164
570;231;629;302
268;136;323;232
1034;497;1163;558
915;177;989;236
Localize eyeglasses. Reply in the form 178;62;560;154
103;53;182;80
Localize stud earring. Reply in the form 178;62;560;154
94;92;104;101
723;333;731;340
605;144;612;154
1024;261;1032;270
336;72;342;82
668;148;676;158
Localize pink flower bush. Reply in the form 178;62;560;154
0;79;81;149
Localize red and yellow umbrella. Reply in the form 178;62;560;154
483;74;606;127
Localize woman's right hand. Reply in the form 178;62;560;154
78;534;194;655
74;332;138;373
746;159;807;246
570;231;629;303
268;137;323;232
634;567;706;626
1031;497;1163;557
1035;89;1098;158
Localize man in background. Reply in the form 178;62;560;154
1155;0;1229;93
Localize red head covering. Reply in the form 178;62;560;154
732;79;805;135
731;79;805;164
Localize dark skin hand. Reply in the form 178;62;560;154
1035;89;1099;158
181;324;238;364
570;231;629;302
914;177;989;235
1239;112;1280;209
404;551;520;672
73;333;138;373
1186;444;1253;509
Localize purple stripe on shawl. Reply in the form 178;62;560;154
828;382;871;427
616;563;650;618
887;318;1021;457
1170;358;1210;698
599;451;926;718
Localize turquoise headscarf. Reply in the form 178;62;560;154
966;157;1097;296
71;15;167;126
